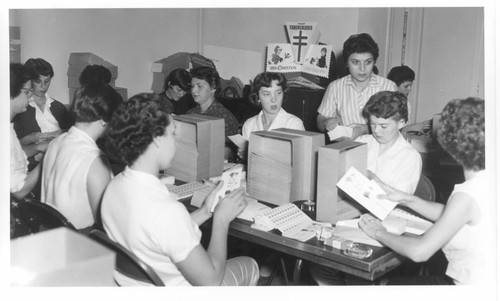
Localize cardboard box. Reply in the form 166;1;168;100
166;114;224;182
151;52;216;74
115;87;128;101
316;140;367;224
179;114;225;177
247;131;311;205
68;52;105;66
11;228;116;286
272;128;325;200
151;71;167;93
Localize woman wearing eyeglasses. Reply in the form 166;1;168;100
10;63;42;200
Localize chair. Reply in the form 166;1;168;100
413;175;438;276
414;174;436;202
88;229;165;286
10;199;76;239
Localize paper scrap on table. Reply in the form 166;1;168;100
238;197;272;222
228;134;248;149
328;125;353;141
337;167;397;220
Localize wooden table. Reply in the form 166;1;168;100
183;201;405;283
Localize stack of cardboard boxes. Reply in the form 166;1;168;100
67;52;127;104
165;114;224;182
150;52;216;93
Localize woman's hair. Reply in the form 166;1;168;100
362;91;408;123
10;63;31;99
249;72;288;106
387;65;415;86
342;33;379;64
24;58;54;79
274;45;282;53
79;64;112;87
438;97;484;171
165;68;191;92
190;66;220;90
71;84;123;123
105;93;172;166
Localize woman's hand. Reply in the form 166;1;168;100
368;174;415;206
358;214;386;239
20;132;44;145
237;146;248;161
213;187;247;225
324;116;341;131
201;181;224;215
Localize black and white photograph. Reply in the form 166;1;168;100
2;1;498;301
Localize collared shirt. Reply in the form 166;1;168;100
29;93;60;133
187;100;239;137
317;74;398;126
355;132;421;194
242;108;305;140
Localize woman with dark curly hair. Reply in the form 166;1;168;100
101;93;259;286
359;97;494;285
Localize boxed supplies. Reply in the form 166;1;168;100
11;228;116;286
316;140;367;224
247;131;313;205
272;128;325;200
150;52;216;92
166;114;224;182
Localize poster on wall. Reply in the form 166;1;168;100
265;22;332;79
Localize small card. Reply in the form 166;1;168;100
328;125;353;141
211;165;243;212
228;134;248;149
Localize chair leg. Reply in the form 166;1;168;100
293;259;303;285
279;257;289;285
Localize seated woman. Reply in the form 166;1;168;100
187;67;239;160
159;68;195;115
41;84;123;232
10;63;41;200
359;97;493;285
13;58;73;163
308;91;422;285
356;90;422;194
101;93;259;286
239;72;305;159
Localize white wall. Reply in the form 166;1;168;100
10;7;484;124
10;9;202;103
10;8;367;105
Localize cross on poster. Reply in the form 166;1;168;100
265;22;333;79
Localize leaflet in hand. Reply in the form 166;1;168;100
211;165;244;212
337;167;397;220
228;134;248;149
328;125;353;141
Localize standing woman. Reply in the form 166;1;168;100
359;97;494;285
159;68;195;115
10;63;41;200
41;84;123;232
13;58;73;160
